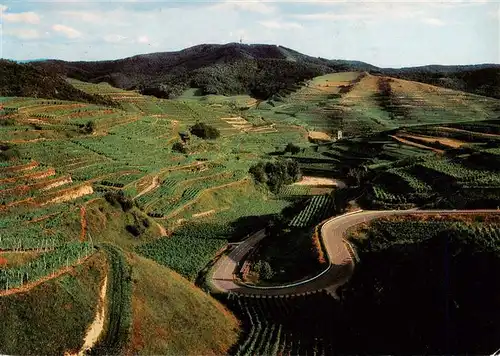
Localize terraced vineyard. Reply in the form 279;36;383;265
3;61;500;355
0;242;94;291
226;293;338;356
289;195;334;228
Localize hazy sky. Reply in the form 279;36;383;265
0;0;498;67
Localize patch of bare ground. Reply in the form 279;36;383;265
294;176;346;188
154;221;168;237
192;209;216;219
390;135;444;154
0;161;38;173
0;176;72;197
399;133;466;148
71;275;108;356
308;131;332;141
40;184;94;206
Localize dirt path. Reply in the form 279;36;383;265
0;255;91;297
192;209;216;218
75;275;108;356
134;176;159;199
154;221;168;237
80;206;87;242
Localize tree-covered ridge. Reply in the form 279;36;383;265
0;60;116;106
33;43;500;101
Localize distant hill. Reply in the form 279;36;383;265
380;64;500;99
13;59;50;64
32;43;500;100
0;60;117;106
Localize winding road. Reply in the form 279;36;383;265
210;209;500;296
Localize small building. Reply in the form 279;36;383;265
337;130;343;140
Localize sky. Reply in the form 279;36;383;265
0;0;498;67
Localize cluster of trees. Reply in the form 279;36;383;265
249;159;301;193
189;122;220;139
140;59;328;100
0;60;116;106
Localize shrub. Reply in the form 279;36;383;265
172;142;187;153
0;144;20;161
189;122;220;139
284;142;301;155
104;191;133;212
0;118;15;126
79;120;95;134
125;224;143;237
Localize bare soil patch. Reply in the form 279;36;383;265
308;131;332;141
294;176;346;188
192;209;216;218
74;275;108;356
390;135;444;154
399;133;466;148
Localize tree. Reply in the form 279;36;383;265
249;162;267;183
284;142;301;155
249;159;302;193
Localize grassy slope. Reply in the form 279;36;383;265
0;251;106;355
338;73;499;135
125;252;240;355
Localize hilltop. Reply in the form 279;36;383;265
32;43;499;100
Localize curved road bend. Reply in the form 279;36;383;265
211;209;500;296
